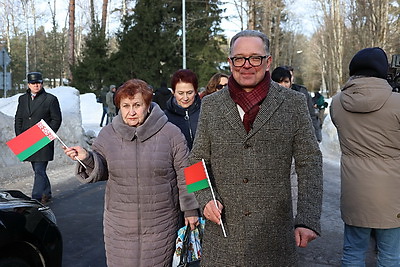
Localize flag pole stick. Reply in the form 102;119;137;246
56;137;87;169
201;159;227;237
40;120;86;169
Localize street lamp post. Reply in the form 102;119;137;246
182;0;186;69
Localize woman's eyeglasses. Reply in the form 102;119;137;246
216;83;227;90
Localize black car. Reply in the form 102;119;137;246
0;190;62;267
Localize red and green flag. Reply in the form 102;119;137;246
184;160;210;193
6;119;58;161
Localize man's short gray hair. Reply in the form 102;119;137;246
229;30;270;56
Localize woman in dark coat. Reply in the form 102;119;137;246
64;79;199;266
164;69;201;150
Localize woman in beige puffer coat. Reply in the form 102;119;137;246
65;79;199;267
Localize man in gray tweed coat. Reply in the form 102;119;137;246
189;30;323;266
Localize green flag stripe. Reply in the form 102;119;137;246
187;179;209;193
17;136;51;161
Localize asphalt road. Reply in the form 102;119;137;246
48;179;107;267
1;159;377;266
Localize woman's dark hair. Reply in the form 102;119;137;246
114;79;153;108
170;69;198;93
271;67;292;83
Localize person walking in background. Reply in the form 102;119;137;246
312;91;328;128
14;72;62;204
283;65;321;142
99;86;109;127
200;73;229;98
331;47;400;266
106;85;117;123
271;66;292;88
153;81;172;110
164;69;201;150
63;79;199;267
189;30;323;266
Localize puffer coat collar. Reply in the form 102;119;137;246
111;102;168;142
340;76;392;113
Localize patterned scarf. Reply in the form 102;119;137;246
228;71;270;132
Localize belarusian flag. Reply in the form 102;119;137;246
184;160;210;193
6;119;58;161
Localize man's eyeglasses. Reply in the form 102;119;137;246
230;55;268;67
216;83;227;90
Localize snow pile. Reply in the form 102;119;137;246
0;87;97;168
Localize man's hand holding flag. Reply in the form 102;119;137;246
184;159;227;237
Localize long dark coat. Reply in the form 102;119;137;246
75;103;199;266
189;81;323;266
164;94;201;150
14;88;62;161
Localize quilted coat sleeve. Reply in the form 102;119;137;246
75;130;109;184
189;100;219;211
170;124;200;217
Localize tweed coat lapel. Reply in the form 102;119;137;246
219;89;248;139
220;82;285;139
249;82;285;138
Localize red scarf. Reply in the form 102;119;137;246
228;72;270;132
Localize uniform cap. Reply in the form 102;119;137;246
27;72;43;84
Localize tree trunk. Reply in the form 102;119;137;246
101;0;108;35
68;0;75;81
247;0;256;30
21;0;29;78
90;0;95;26
32;0;37;70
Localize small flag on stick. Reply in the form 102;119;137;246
6;119;86;168
184;159;227;237
7;119;57;161
184;161;210;193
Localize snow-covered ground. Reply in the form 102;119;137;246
0;86;341;169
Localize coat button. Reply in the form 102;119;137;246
397;213;400;218
244;211;251;216
243;178;249;183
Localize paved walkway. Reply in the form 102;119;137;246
0;156;377;266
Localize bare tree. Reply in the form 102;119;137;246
101;0;108;35
313;0;345;97
347;0;390;48
232;0;246;31
21;0;29;77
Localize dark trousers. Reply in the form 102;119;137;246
100;107;109;126
31;161;51;200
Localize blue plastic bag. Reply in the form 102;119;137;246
172;217;205;267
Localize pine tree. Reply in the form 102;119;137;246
183;0;227;86
111;0;180;88
111;0;227;87
71;21;109;94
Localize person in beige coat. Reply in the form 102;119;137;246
331;47;400;266
64;79;199;266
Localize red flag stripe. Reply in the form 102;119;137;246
6;124;47;155
184;161;207;185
